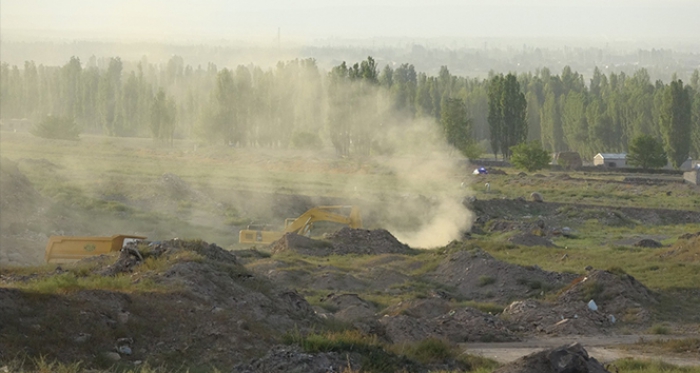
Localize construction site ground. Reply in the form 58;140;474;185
1;133;700;372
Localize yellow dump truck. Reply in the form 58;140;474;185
45;234;147;263
239;205;362;244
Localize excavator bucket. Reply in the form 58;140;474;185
45;234;147;263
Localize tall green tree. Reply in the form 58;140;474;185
150;89;176;145
540;83;565;152
561;92;590;157
659;79;692;168
488;73;528;158
440;98;476;158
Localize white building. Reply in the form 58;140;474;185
594;153;694;170
593;153;627;168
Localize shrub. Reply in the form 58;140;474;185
648;323;671;335
478;275;496;287
509;141;551;172
403;338;453;364
290;131;323;150
30;115;81;140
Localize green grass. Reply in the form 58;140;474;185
612;358;700;373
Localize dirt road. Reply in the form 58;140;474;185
463;335;700;367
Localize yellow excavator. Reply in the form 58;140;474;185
238;205;362;244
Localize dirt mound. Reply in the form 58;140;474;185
634;238;663;248
679;231;700;240
424;248;577;303
504;269;656;335
320;293;377;322
503;299;612;336
493;343;610;373
508;233;556;247
379;298;518;343
557;269;656;322
327;228;413;255
269;233;334;256
0;239;320;370
269;229;413;256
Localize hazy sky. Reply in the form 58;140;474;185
2;0;699;43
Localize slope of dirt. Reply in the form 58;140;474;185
270;228;413;256
492;343;610;373
0;239;320;370
378;298;519;344
423;248;578;303
557;270;657;323
503;269;657;336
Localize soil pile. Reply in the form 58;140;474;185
270;233;334;256
0;239;319;370
634;238;663;248
378;298;518;344
557;269;656;323
327;228;413;255
504;269;656;335
678;231;700;240
320;293;377;322
424;248;577;303
270;228;413;256
493;343;610;373
503;299;611;336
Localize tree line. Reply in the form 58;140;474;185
1;55;699;165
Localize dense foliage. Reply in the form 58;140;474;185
627;134;668;169
30;115;81;140
509;141;551;172
2;56;699;162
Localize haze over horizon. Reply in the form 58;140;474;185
2;0;700;48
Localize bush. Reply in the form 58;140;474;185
290;131;323;150
627;134;667;170
509;141;550;172
403;338;453;364
30;115;81;140
478;275;496;287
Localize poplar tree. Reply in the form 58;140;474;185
660;80;692;168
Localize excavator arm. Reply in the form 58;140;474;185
283;206;362;236
238;205;361;244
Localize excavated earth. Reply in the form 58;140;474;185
2;160;699;371
0;240;320;370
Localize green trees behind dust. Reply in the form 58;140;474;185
1;55;699;165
